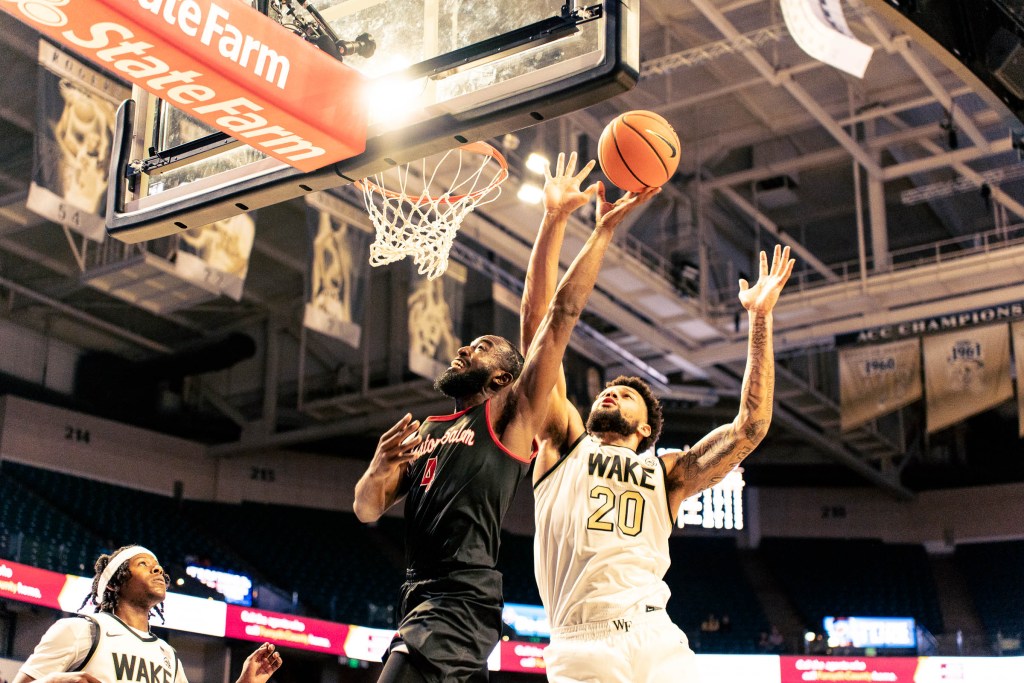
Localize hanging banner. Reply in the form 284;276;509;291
302;197;372;348
175;213;256;301
407;262;467;380
839;338;922;431
27;41;128;241
837;300;1024;345
924;324;1013;433
1013;320;1024;438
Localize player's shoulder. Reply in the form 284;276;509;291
51;614;99;634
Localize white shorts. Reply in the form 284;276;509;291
544;609;698;683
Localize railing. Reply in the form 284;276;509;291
708;221;1024;307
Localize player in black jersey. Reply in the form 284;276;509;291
354;158;659;683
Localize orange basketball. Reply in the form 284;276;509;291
597;110;681;193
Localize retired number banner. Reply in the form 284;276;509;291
839;338;922;431
27;41;128;240
175;213;256;301
408;262;467;381
302;194;372;348
924;324;1013;433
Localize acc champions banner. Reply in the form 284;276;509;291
839;338;922;431
923;324;1012;433
27;41;128;241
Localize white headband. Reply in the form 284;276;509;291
96;546;157;599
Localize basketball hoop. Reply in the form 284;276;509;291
356;141;508;280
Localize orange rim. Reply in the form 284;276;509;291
355;141;509;205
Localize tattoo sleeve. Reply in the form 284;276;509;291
668;311;774;504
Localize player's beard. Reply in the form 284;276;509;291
434;366;491;398
586;407;636;438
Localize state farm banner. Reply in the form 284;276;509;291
175;212;256;301
498;641;548;674
839;338;922;431
224;605;348;656
0;557;66;610
1;0;366;171
924;324;1013;433
342;626;393;663
302;198;372;348
1014;320;1024;438
27;41;128;241
407;261;467;380
780;656;920;683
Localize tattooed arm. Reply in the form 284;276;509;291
662;246;795;513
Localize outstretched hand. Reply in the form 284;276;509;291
543;151;599;215
737;245;795;315
595;182;660;233
369;413;423;476
236;643;283;683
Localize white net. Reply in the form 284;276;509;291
357;143;508;280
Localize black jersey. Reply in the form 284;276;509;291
400;400;532;573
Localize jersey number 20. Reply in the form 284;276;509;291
587;485;645;536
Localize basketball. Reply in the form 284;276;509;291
598;110;681;193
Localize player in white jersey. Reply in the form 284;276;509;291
14;545;282;683
521;153;794;682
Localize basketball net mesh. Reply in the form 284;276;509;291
357;143;508;280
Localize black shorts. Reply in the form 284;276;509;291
389;568;503;683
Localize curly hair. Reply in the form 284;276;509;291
606;375;664;453
79;545;168;624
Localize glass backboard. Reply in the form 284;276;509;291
106;0;639;242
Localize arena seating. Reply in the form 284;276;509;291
955;540;1024;646
664;536;768;653
7;461;1005;657
760;537;944;636
0;468;105;575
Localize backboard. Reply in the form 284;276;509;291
106;0;640;242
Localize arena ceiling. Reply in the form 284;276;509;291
0;1;1023;499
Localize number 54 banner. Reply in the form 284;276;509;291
27;41;129;241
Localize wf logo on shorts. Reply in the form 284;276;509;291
0;0;367;171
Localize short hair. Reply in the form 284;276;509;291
80;544;168;623
492;336;524;381
606;375;663;453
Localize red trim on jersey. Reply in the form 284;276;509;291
485;400;536;463
423;401;534;462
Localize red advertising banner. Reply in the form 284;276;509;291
225;605;349;655
499;641;548;674
0;0;367;171
780;656;921;683
0;557;67;610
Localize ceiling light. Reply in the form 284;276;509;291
525;152;550;174
517;182;545;204
780;0;874;78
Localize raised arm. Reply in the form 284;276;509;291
662;245;794;513
497;178;660;455
353;414;422;523
520;154;598;469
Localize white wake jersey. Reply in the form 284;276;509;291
19;611;186;683
534;434;674;629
